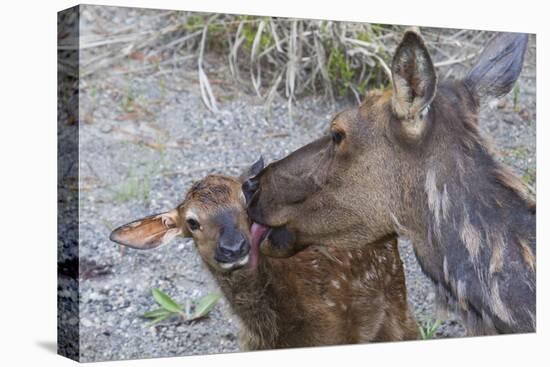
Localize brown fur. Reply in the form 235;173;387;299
246;31;535;335
110;174;419;350
216;238;419;349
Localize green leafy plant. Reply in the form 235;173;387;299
242;20;272;51
419;319;442;340
141;288;222;326
185;15;205;30
522;168;536;186
114;166;151;204
327;47;356;97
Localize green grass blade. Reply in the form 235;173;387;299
141;308;173;319
419;319;442;340
152;288;183;314
191;292;222;320
430;320;442;338
419;325;427;340
146;313;171;327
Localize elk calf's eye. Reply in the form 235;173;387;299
332;131;344;144
186;218;200;231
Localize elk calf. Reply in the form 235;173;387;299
110;171;419;350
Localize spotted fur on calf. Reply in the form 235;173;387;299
217;240;419;350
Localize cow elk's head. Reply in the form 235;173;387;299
244;30;528;254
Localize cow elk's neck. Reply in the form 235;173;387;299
392;85;535;333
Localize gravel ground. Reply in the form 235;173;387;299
71;6;536;362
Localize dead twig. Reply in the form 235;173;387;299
197;15;220;113
434;53;477;67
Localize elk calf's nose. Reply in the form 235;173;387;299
216;232;250;263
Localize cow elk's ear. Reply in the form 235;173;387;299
391;29;437;140
465;32;528;98
109;209;188;250
238;156;264;183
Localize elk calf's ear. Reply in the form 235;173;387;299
391;29;437;140
109;209;185;250
465;32;528;98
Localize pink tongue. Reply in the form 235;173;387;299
251;222;269;249
249;222;269;270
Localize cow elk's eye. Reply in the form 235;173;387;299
186;218;200;231
331;130;344;145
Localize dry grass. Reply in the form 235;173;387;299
77;8;489;114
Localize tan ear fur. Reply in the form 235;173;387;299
391;29;437;140
109;209;185;250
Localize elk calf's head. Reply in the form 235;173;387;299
110;172;261;273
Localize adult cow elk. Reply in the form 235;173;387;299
110;165;419;350
244;30;535;335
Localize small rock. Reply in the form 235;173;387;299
519;109;530;121
100;124;113;133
